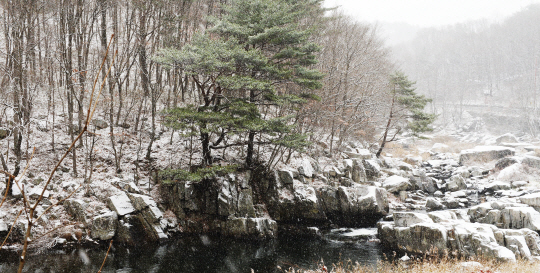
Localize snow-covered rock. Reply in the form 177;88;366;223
107;192;136;216
382;175;411;193
459;146;515;165
90;211;117;240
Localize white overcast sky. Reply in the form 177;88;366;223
324;0;540;27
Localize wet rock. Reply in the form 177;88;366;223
238;188;256;218
90;211;118;240
459;146;515;165
222;217;277;238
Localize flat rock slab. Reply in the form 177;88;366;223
108;192;136;216
459;146;515;165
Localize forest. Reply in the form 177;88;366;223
0;0;404;182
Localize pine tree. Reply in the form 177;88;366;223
155;0;325;169
376;71;436;157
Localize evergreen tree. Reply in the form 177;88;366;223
376;71;436;157
155;0;325;169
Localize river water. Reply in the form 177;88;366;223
0;228;383;272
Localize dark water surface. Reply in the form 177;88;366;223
0;228;382;272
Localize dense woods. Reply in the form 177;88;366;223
0;0;416;183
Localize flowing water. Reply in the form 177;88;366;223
0;228;383;273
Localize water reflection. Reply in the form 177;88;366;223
0;229;382;272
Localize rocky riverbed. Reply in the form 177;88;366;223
4;132;540;265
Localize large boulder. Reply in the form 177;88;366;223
394;212;434;227
64;199;89;224
520;192;540;208
378;219;517;262
273;184;389;227
278;169;294;189
363;159;381;178
222;217;277;238
344;148;372;160
92;119;109;130
446;175;467;192
351;159;367;183
496;133;518;145
298;159;315;178
500;207;540;231
522;155;540;169
107;192;136;216
90;211;118;240
459;146;515;165
382;175;411;193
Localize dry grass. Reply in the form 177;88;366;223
383;142;419;158
429;135;476;154
286;257;540;273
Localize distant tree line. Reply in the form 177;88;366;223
395;4;540;133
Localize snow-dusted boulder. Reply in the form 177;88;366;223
92;119;109;130
426;198;445;211
344;148;372;160
351;159;367;183
107;192;136;216
483;181;511;193
394;212;434;227
363;159;381;178
520;192;540;208
90;211;117;240
459;146;515;165
432;143;449;153
278;169;294;188
298;158;315;178
64;199;89;224
522;155;540;169
378;220;517;262
446;175;467;192
382;175;411;193
496;133;518;145
222;217;277;238
501;207;540;231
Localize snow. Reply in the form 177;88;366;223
108;192;135;216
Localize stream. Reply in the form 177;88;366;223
0;228;383;273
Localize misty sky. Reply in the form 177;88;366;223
324;0;540;27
